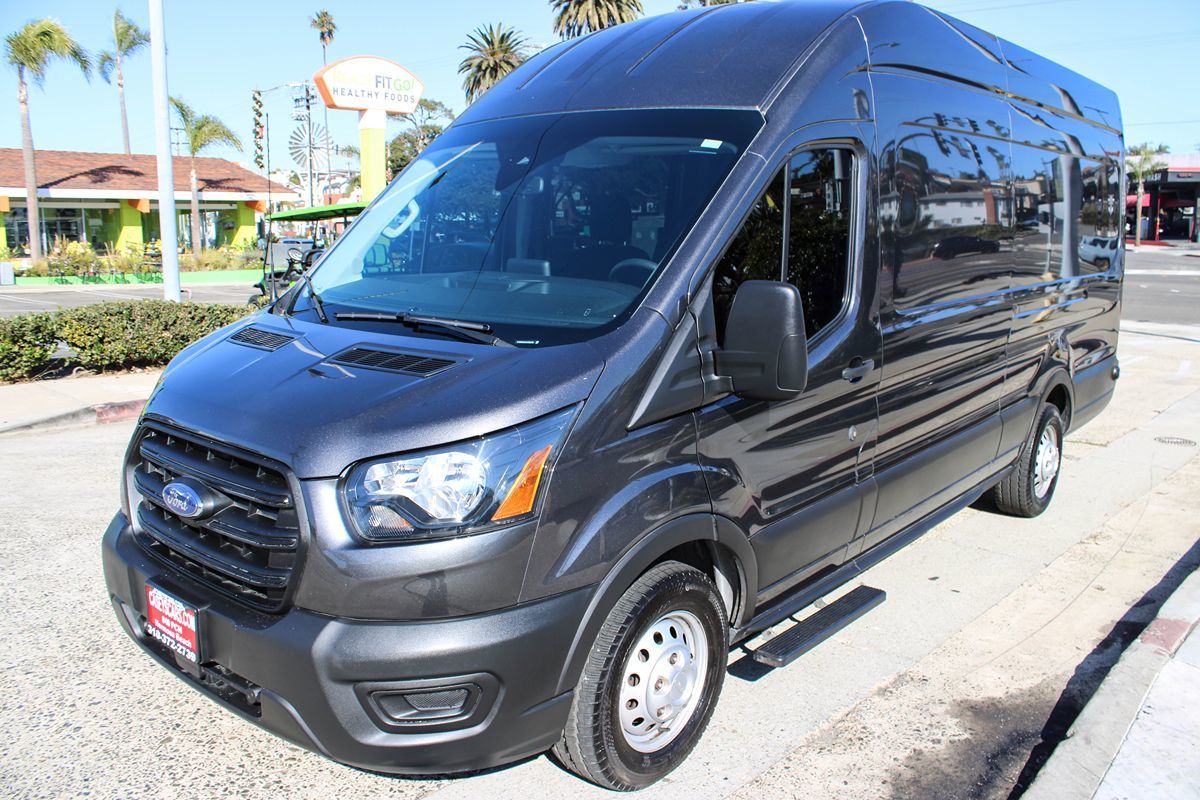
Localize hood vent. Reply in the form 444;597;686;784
331;347;458;377
229;326;297;351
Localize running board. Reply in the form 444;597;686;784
751;585;886;668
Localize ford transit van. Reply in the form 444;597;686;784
102;0;1123;790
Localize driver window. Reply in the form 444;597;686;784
712;147;855;345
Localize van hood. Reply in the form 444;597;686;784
145;314;605;479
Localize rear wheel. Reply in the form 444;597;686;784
554;561;727;791
991;402;1064;517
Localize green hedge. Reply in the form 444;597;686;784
0;300;254;382
0;313;59;381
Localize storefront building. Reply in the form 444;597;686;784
0;148;297;255
1128;153;1200;243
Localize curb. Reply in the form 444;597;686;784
0;398;146;435
1023;569;1200;800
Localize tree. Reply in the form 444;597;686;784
170;97;242;254
387;98;455;174
458;24;528;103
310;9;336;63
5;18;90;264
1126;142;1169;246
550;0;643;38
310;10;336;197
97;10;148;156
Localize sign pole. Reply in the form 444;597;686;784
358;109;387;202
148;0;180;302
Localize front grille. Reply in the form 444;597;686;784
130;420;301;612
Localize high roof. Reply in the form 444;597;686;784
456;0;863;125
0;148;297;201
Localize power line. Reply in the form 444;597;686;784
1125;120;1200;127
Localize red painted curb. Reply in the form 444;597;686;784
93;399;146;425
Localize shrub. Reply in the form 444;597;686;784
181;246;258;272
48;239;102;276
56;300;252;371
0;312;59;381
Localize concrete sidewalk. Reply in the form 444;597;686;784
1025;570;1200;800
0;368;160;433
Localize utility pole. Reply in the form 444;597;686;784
305;84;315;208
148;0;180;302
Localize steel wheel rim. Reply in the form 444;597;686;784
1033;425;1060;499
617;609;709;753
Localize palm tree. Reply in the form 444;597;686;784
1126;143;1169;246
97;10;148;156
169;97;242;254
550;0;643;38
458;24;528;103
5;19;90;264
310;10;336;63
310;10;336;201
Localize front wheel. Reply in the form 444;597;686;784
991;402;1064;517
554;561;728;790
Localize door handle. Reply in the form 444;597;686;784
841;357;875;383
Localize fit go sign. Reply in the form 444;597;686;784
313;56;424;115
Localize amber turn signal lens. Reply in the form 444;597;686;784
491;445;553;522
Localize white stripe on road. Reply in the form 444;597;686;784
1125;269;1200;276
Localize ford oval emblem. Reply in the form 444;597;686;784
162;481;204;518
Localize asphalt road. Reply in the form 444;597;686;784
0;282;258;316
1;322;1198;800
1;249;1196;325
1123;249;1200;325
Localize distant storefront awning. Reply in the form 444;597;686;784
266;202;366;222
1126;194;1149;208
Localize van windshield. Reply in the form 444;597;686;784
304;109;762;346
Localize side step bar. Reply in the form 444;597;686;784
752;585;886;668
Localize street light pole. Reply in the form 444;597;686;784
148;0;180;302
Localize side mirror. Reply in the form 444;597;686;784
715;280;807;401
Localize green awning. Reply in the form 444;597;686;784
266;201;367;222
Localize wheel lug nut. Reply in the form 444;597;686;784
655;678;665;690
669;653;678;665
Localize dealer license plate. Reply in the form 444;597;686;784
144;583;201;666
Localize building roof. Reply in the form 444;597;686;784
0;148;298;201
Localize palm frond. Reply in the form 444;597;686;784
310;10;336;47
97;50;116;83
458;23;528;103
170;97;241;156
550;0;643;39
113;10;149;57
5;18;91;86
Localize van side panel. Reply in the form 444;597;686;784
857;3;1015;536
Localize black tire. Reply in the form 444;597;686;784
553;561;728;791
991;402;1064;517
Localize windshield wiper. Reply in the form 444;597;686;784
295;272;328;323
334;311;513;347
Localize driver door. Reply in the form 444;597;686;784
696;145;880;604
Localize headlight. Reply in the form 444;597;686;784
343;406;577;542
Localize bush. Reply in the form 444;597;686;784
0;312;59;381
181;246;258;272
56;300;252;371
0;300;255;381
48;239;102;276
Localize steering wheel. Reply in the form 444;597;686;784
286;247;302;263
608;258;657;288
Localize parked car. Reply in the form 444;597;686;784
101;0;1123;790
932;234;1001;259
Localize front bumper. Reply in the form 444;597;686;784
102;512;591;775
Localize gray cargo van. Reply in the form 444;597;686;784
102;0;1123;790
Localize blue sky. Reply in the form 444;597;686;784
1;0;1197;171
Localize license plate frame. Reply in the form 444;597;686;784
144;582;202;670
